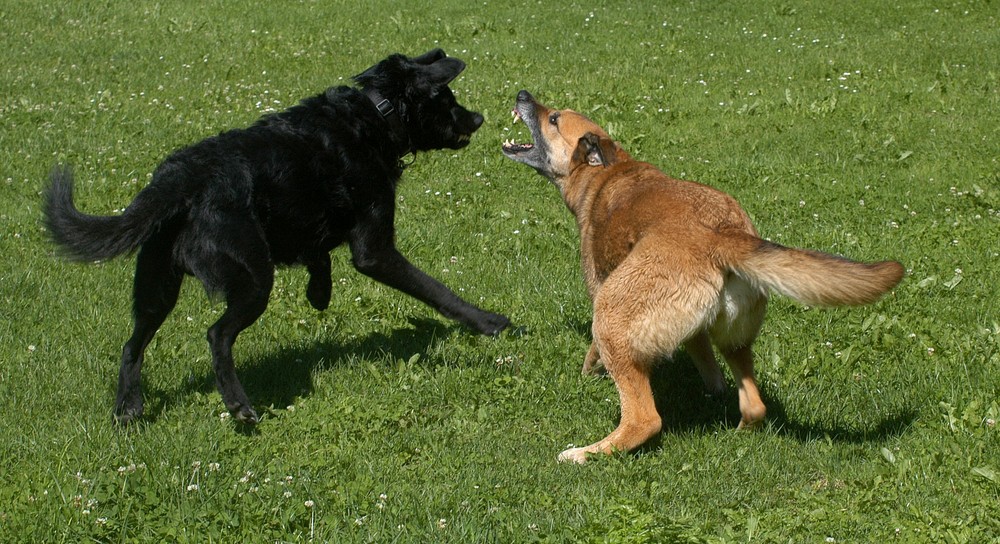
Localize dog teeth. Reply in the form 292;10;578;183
511;109;521;124
502;139;532;152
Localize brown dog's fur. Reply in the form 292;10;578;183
502;91;904;463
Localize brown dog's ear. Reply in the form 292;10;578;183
574;132;617;167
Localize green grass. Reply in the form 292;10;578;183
2;0;998;541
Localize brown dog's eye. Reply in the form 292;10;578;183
548;112;560;125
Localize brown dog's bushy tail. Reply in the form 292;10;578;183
723;233;904;307
43;166;182;262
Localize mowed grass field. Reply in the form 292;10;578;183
1;0;997;541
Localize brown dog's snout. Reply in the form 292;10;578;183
516;90;535;104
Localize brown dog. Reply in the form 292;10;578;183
502;90;904;463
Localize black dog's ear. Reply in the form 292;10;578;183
423;56;466;87
412;49;447;65
353;51;464;93
574;132;617;167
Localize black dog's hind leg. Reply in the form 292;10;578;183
206;283;270;425
115;238;184;424
197;228;274;425
348;196;510;335
305;253;332;311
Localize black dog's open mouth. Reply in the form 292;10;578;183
447;131;475;150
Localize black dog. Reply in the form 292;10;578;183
43;49;510;425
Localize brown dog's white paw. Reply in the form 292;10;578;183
557;446;592;464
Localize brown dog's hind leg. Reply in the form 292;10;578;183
559;336;661;464
683;330;726;395
721;345;766;429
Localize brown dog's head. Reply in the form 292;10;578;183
502;90;613;182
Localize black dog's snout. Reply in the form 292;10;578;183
471;112;484;129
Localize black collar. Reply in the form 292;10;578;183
363;88;412;158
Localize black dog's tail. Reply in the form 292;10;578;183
43;166;183;262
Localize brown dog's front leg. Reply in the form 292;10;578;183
559;337;661;463
581;342;605;375
683;331;727;395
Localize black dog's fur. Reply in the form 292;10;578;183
43;49;510;425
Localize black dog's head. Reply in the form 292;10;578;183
354;49;483;152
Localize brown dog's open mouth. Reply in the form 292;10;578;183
501;109;536;156
501;140;534;154
501;93;556;176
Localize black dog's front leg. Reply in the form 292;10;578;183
304;253;332;310
355;246;510;335
348;214;509;335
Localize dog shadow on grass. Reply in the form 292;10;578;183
633;352;917;454
140;317;458;427
564;317;916;449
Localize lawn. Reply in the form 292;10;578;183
1;0;997;542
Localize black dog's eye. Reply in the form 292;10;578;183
548;112;560;126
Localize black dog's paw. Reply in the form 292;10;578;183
231;404;259;426
113;410;142;426
473;311;511;336
113;399;144;426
